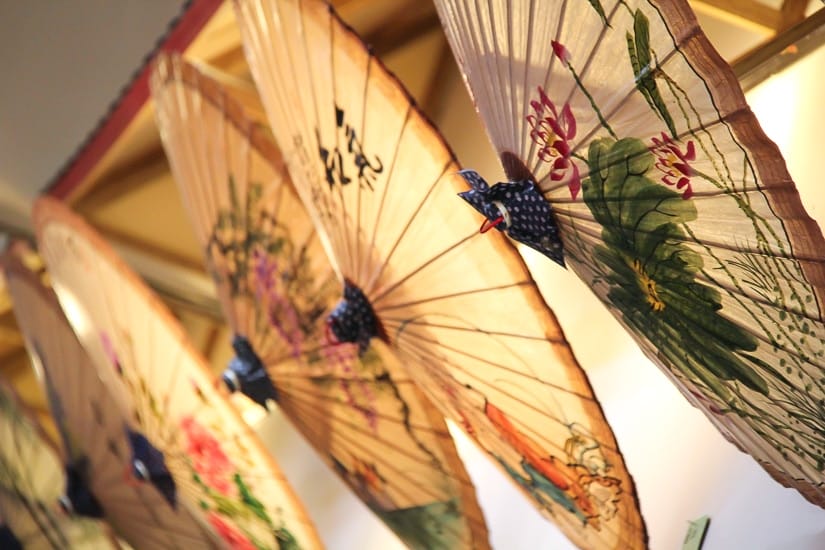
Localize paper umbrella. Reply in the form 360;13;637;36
3;243;236;549
0;378;119;549
151;52;491;550
34;196;323;550
433;0;825;507
218;0;648;548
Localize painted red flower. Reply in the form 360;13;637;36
526;85;582;199
181;416;234;496
207;512;256;550
650;132;696;199
551;40;572;64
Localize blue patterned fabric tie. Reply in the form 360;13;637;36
0;525;21;550
126;428;177;507
458;169;565;266
61;459;104;518
327;281;384;354
223;335;279;408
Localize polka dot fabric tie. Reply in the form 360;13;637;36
458;169;565;266
328;282;384;354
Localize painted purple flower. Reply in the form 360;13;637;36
100;332;123;374
340;378;378;431
252;248;303;358
252;248;277;295
527;86;582;199
650;132;696;199
320;334;377;431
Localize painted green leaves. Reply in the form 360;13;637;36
376;500;461;550
585;0;608;25
210;177;283;296
627;10;676;137
583;137;768;399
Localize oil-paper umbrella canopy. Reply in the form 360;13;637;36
3;245;226;549
151;53;489;550
34;197;322;550
0;380;118;549
433;0;825;505
234;0;647;548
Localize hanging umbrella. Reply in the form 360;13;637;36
232;1;647;548
0;378;120;549
151;53;489;550
2;242;234;549
431;0;825;507
33;197;322;550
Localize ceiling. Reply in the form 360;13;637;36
0;0;824;547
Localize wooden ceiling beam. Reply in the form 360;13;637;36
422;38;457;119
88;222;207;275
367;11;442;56
73;148;170;211
199;43;252;80
0;347;32;376
0;312;21;337
690;0;779;34
200;322;224;364
48;0;226;201
733;6;825;91
779;0;810;31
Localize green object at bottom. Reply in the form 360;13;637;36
377;500;460;550
682;515;711;550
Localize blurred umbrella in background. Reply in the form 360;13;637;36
34;196;322;550
3;242;229;549
0;378;120;549
152;52;490;550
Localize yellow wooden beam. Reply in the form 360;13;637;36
691;0;778;34
779;0;810;31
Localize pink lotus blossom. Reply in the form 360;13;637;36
527;86;582;198
650;132;696;199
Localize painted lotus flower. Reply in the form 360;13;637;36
252;247;278;295
650;132;696;199
527;85;582;199
181;416;234;496
563;424;609;477
207;512;256;550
